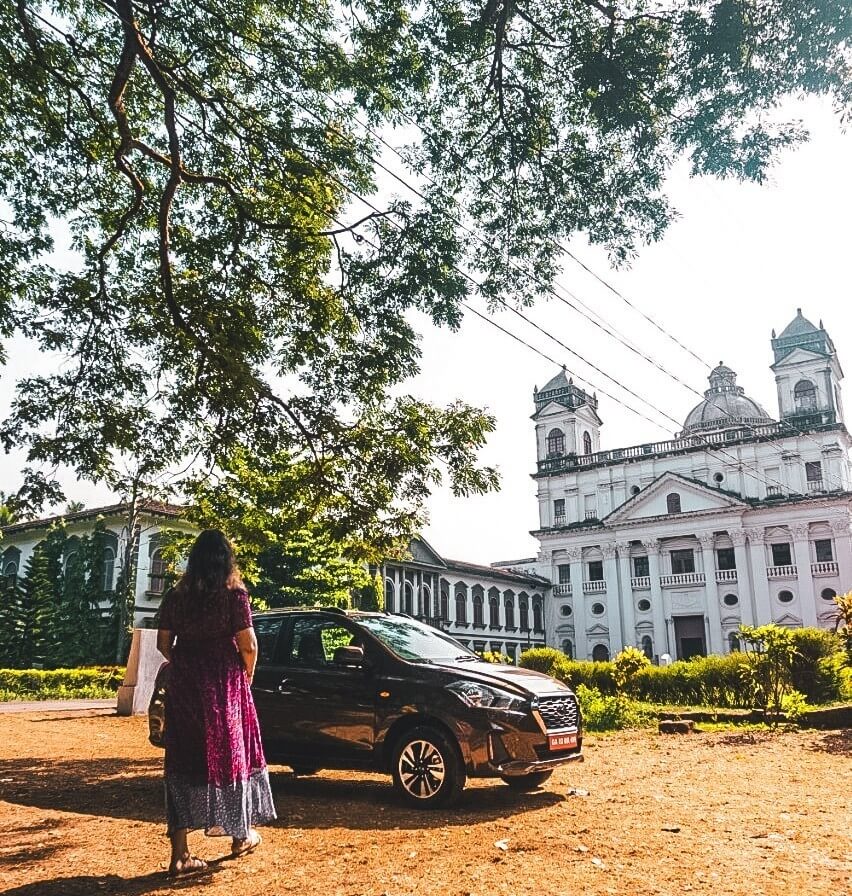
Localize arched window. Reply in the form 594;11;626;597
384;579;395;613
666;493;682;514
532;596;543;632
488;588;500;628
103;547;116;592
641;635;653;660
421;584;432;618
455;584;467;624
794;379;817;411
728;632;741;653
546;428;565;457
592;644;610;662
561;639;574;659
149;548;167;594
504;592;515;629
472;586;485;627
821;588;837;602
401;581;413;614
2;558;19;584
440;583;450;619
583;431;592;455
519;595;529;632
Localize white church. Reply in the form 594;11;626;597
525;309;851;662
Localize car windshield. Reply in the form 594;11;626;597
355;615;478;663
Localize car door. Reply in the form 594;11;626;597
276;615;378;766
251;615;297;758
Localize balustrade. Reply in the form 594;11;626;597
811;561;839;576
582;580;606;594
715;569;737;582
766;564;797;578
659;572;706;587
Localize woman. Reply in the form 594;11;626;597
157;530;276;876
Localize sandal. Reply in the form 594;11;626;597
169;855;208;877
231;829;262;857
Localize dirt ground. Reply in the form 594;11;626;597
0;712;849;896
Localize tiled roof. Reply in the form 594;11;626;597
0;500;184;536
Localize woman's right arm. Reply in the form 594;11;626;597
235;627;259;683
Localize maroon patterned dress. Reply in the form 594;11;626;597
158;586;276;837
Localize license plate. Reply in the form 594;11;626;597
548;732;578;751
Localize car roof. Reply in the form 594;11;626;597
252;607;387;619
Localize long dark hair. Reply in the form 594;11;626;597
177;529;243;596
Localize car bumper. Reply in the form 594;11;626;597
495;751;584;776
462;719;583;778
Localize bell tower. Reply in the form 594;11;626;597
532;367;602;465
771;309;844;427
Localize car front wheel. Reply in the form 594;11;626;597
502;770;553;791
391;725;465;809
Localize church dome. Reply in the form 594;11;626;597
680;363;774;435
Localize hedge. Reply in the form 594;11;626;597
520;627;847;708
0;666;125;701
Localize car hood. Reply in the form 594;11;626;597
431;659;572;697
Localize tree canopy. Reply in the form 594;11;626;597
1;1;849;546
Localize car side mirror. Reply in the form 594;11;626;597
333;645;366;667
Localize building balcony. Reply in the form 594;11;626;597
583;580;606;594
553;583;572;595
716;569;738;583
584;510;598;520
806;479;825;493
660;572;706;587
554;514;566;527
812;561;839;576
766;564;797;578
631;576;651;590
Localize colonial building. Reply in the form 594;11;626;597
529;310;851;662
377;537;549;662
0;501;186;627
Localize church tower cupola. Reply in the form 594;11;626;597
771;309;844;427
532;366;602;465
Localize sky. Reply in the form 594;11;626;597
1;97;850;566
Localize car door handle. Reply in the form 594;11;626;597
277;679;292;695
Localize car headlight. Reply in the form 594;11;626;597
446;681;527;713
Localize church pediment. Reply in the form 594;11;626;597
603;472;749;525
406;536;447;568
770;346;828;368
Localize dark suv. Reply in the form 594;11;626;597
250;608;583;808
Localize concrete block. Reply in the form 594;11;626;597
116;628;164;716
658;719;695;734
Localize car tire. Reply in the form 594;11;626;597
502;770;553;791
391;725;465;809
291;766;320;776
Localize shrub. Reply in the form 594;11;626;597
739;625;798;719
613;646;651;696
788;628;844;702
478;650;512;664
575;685;652;731
0;666;125;701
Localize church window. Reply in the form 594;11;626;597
814;539;833;563
716;547;735;570
723;593;739;607
641;635;653;660
794;379;817;411
777;590;794;604
546;428;565;457
591;644;610;662
559;604;572;617
770;542;792;567
590;602;605;616
561;639;574;659
630;485;641;495
670;549;695;574
821;588;837;601
583;431;592;455
805;461;823;485
633;556;649;578
666;493;681;514
557;564;571;584
587;559;603;581
553;498;565;522
637;598;651;612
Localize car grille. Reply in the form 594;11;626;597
536;695;579;731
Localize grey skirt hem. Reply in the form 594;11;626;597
165;766;277;838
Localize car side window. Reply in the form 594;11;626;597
253;617;285;665
288;617;360;668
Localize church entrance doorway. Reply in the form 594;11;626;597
673;615;706;660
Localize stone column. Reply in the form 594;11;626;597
791;523;818;628
602;543;623;656
616;542;636;649
730;529;754;626
643;538;668;660
698;532;724;654
745;527;772;624
830;518;852;595
568;548;588;660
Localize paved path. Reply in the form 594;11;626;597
0;698;116;714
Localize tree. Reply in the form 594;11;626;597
0;1;848;543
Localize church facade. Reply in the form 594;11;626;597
529;310;851;662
